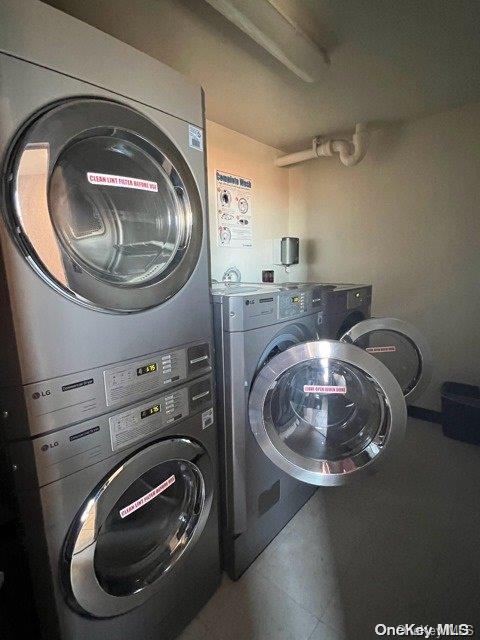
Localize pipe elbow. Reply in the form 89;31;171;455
274;123;369;168
331;139;352;164
339;124;369;167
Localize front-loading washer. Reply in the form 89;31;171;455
212;282;323;578
318;282;433;403
8;373;220;640
212;281;432;579
0;0;213;438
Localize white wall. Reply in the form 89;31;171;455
206;120;305;283
288;102;480;411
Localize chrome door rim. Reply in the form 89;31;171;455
249;340;406;486
4;98;203;313
65;438;212;618
341;317;432;403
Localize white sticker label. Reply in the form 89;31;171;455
119;475;175;518
202;407;214;430
303;385;347;394
189;124;204;151
87;172;158;192
365;346;397;353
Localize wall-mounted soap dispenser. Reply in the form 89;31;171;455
273;237;300;271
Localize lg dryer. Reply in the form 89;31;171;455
0;0;213;440
213;281;431;579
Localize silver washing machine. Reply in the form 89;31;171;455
0;0;213;438
212;281;432;578
317;282;433;403
8;373;219;640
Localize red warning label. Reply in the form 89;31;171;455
303;385;347;394
119;475;175;519
87;172;158;192
366;346;396;353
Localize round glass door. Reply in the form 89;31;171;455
49;136;184;287
5;98;203;312
94;459;201;597
256;324;316;373
340;318;432;403
249;340;406;486
64;438;213;618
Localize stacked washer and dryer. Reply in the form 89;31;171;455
212;281;432;579
0;2;220;639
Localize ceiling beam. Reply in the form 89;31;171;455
204;0;329;82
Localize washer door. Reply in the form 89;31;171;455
63;438;213;618
249;340;406;486
5;98;203;312
256;323;316;373
340;318;432;404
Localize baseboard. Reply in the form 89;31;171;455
408;405;442;425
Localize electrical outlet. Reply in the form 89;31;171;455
262;270;274;283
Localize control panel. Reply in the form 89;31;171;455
347;288;371;309
324;285;372;315
13;374;214;487
104;349;187;406
278;291;307;319
213;283;372;333
109;387;189;452
215;285;323;332
14;341;212;439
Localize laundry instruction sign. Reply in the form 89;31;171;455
366;345;397;353
216;170;253;248
119;475;175;519
303;385;347;394
87;172;158;192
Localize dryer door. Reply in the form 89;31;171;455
249;340;406;486
5;98;203;312
340;318;432;404
63;438;213;618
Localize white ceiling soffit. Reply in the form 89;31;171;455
204;0;329;82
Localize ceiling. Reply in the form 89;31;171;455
45;0;480;151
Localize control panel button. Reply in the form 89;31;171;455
104;348;188;406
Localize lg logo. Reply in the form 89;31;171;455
41;442;58;452
32;390;51;400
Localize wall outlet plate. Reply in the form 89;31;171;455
262;270;274;283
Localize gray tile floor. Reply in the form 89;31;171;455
179;418;480;640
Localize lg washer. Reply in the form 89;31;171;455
9;373;219;640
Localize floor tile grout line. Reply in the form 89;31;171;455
197;568;321;640
306;618;344;640
248;563;322;624
306;619;323;640
251;525;365;623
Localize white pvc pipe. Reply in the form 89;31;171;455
275;147;318;167
275;123;369;168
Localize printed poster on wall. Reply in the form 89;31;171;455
216;170;253;247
